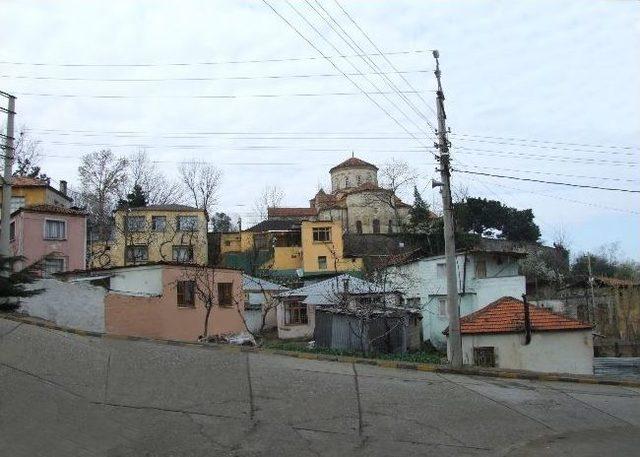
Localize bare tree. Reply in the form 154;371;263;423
78;149;129;238
379;158;417;196
11;126;47;180
128;149;184;205
178;161;222;216
254;184;284;220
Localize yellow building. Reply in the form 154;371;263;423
219;219;362;282
0;177;72;218
89;204;208;268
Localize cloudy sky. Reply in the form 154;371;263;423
2;0;639;259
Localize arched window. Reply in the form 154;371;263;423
387;220;393;233
356;175;362;185
372;219;380;234
356;220;363;234
345;177;350;188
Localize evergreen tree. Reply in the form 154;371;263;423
408;186;433;232
118;184;148;208
0;255;43;311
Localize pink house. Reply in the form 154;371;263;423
10;204;87;275
103;264;246;341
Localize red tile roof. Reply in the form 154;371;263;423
329;156;378;173
451;296;592;335
11;176;49;187
13;204;87;217
267;207;318;218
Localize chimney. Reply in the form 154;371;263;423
59;180;68;196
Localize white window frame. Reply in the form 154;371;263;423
177;215;198;231
437;297;447;317
172;245;194;263
43;257;65;277
151;215;166;232
436;263;446;279
43;218;67;240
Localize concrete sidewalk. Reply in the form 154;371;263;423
1;317;639;456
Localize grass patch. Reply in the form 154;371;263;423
263;340;444;365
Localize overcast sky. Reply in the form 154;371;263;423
1;0;638;259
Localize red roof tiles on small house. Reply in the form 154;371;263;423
11;176;49;187
448;296;592;335
329;156;378;173
267;207;318;218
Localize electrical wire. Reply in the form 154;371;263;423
455;170;640;193
0;68;432;82
0;49;433;67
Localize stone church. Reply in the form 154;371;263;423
268;156;411;234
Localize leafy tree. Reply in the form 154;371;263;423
118;184;148;208
454;197;540;242
210;212;235;232
0;255;43;311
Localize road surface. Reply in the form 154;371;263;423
1;317;639;456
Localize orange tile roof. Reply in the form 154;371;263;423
329;156;378;173
452;296;592;335
267;207;318;218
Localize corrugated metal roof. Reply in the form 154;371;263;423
278;273;390;305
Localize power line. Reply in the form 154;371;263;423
283;0;434;144
261;0;433;155
449;132;638;151
458;165;640;184
332;0;438;121
455;169;640;193
0;49;433;67
13;89;426;99
0;68;432;82
304;0;436;130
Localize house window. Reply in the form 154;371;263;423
44;219;66;240
284;301;308;325
438;297;447;317
177;280;196;307
43;257;65;277
475;259;487;279
406;297;421;307
436;263;446;279
312;227;331;242
9;221;15;241
151;216;166;231
125;245;148;263
224;240;231;246
126;216;146;232
473;347;496;367
318;256;327;270
218;282;233;307
387;220;393;234
356;175;362;185
177;215;198;231
355;220;363;234
172;245;194;263
372;219;380;234
10;196;25;213
345;177;350;188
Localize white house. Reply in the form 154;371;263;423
446;296;593;375
388;249;526;349
242;274;288;333
275;274;400;340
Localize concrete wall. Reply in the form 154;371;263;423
460;330;594;375
10;211;87;272
109;265;164;295
20;279;106;332
105;266;246;342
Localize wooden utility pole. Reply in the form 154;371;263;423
433;50;462;367
1;92;16;258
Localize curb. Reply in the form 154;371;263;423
3;313;639;388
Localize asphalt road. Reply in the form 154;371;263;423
1;317;640;457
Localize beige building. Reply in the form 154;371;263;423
309;156;411;234
89;204;208;268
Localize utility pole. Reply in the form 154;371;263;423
433;51;462;367
587;254;596;323
1;92;16;258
